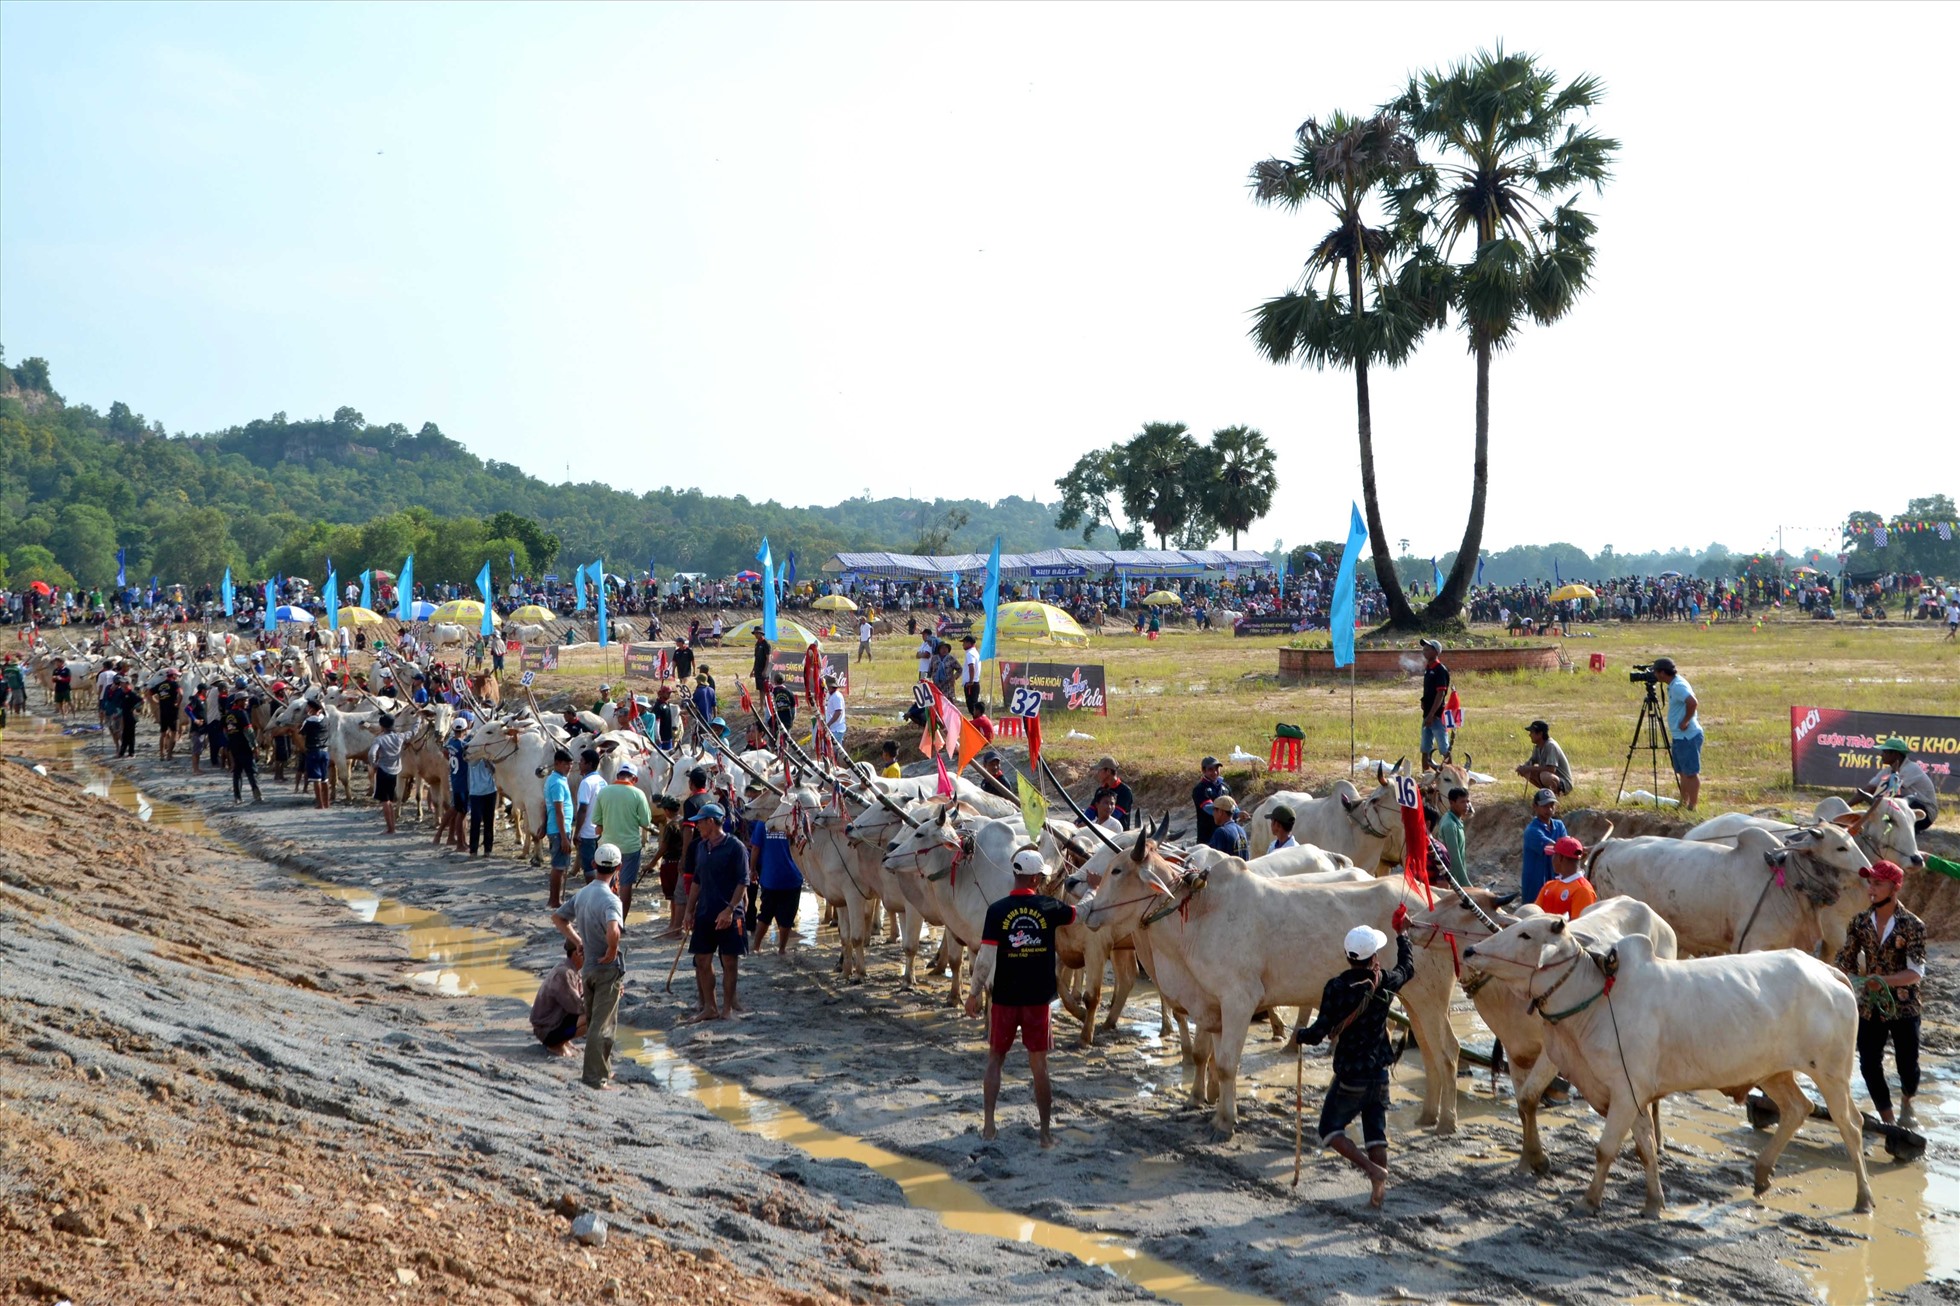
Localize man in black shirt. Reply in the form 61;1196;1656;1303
1419;638;1452;770
651;685;681;749
301;699;332;809
750;627;772;689
1089;757;1135;831
672;637;694;686
1294;912;1414;1207
223;682;262;804
965;848;1076;1148
1192;755;1228;844
152;669;183;761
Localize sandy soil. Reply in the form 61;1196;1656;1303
6;710;1954;1305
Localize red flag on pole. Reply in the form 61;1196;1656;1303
1024;713;1042;776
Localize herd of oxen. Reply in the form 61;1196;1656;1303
21;626;1938;1219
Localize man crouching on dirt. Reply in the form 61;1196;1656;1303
964;848;1076;1148
1293;910;1413;1208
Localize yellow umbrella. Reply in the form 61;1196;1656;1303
812;594;858;611
1548;584;1595;602
725;617;821;648
1140;590;1182;606
978;601;1089;645
431;599;500;625
336;606;388;626
509;604;556;624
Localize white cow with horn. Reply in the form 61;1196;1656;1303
1420;890;1676;1175
1244;762;1409;869
1082;832;1460;1139
1686;795;1925;871
1587;821;1869;956
1461;916;1872;1216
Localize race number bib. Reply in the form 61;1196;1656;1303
1395;776;1421;810
1008;686;1043;718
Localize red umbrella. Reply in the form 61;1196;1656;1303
27;580;54;596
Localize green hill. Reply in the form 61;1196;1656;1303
0;353;1117;590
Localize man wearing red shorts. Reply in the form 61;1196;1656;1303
964;848;1075;1148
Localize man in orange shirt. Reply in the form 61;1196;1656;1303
1535;836;1597;919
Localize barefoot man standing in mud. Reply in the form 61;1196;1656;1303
965;849;1075;1148
682;803;748;1022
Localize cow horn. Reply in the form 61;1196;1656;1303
1155;810;1172;841
1455;886;1503;932
1376;761;1386;785
1460;751;1472;775
1392;755;1406;775
1130;829;1148;864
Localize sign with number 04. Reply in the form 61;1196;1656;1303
1395;776;1421;810
1009;686;1044;718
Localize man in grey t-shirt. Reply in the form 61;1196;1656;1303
1515;719;1574;796
368;714;416;835
552;843;626;1089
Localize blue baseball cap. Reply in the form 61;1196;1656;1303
692;803;725;823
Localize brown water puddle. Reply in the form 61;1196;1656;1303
16;716;1952;1302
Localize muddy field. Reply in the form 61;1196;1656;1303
4;714;1956;1305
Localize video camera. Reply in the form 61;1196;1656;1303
1628;664;1660;685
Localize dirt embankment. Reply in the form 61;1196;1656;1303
0;760;857;1306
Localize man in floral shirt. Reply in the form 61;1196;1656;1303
1833;860;1926;1130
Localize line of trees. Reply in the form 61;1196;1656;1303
1250;44;1617;631
0;352;1124;591
1054;422;1279;550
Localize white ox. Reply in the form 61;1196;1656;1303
765;782;882;982
1462;920;1871;1216
464;716;555;864
1423;892;1676;1175
845;778;1020;988
1686;796;1925;871
1588;822;1870;956
1083;837;1460;1139
1244;774;1407;869
882;806;1055;1007
1060;834;1367;1050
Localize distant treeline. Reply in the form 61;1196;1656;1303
0;352;1119;590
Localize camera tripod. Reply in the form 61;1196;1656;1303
1616;681;1670;809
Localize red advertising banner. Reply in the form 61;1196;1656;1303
1790;706;1960;794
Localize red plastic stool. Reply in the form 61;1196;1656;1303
1589;653;1606;673
997;715;1024;739
1268;736;1302;772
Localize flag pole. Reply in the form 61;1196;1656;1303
1348;655;1356;775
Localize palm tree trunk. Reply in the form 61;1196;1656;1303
1356;353;1418;628
1428;337;1490;622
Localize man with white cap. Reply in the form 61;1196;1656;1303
552;841;626;1090
1292;906;1415;1207
965;848;1076;1148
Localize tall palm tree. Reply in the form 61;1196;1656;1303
1118;421;1204;548
1389;47;1617;623
1250;112;1442;629
1203;426;1278;549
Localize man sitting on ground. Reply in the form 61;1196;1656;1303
1515;719;1574;796
529;939;586;1057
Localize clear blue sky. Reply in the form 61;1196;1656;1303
4;1;1957;560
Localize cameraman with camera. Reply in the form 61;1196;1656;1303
1648;657;1702;811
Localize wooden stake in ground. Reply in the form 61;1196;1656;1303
1292;1045;1305;1188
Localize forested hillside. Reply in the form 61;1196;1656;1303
0;354;1115;588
